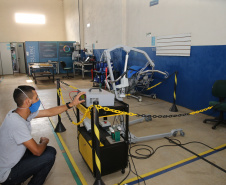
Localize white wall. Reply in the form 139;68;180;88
1;0;225;47
126;0;226;47
75;0;226;49
63;0;80;42
0;0;66;42
81;0;124;49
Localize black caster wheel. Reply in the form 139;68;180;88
173;131;177;137
152;94;157;99
212;126;216;130
121;169;125;174
203;120;207;123
180;131;185;137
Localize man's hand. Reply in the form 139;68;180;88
24;137;49;156
39;137;49;144
69;91;86;107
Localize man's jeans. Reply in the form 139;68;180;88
2;146;56;185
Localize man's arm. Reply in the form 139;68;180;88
36;104;70;118
23;137;49;156
35;91;85;118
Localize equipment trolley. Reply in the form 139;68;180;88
76;100;129;176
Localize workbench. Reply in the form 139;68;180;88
28;62;59;75
30;63;55;84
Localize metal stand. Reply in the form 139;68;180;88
170;71;178;112
120;115;184;143
127;94;142;102
125;72;182;141
55;79;66;133
73;61;92;79
127;129;185;143
129;117;145;125
92;101;105;185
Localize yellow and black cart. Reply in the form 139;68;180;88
76;100;129;176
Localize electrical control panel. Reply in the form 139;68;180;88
99;120;111;128
78;88;115;107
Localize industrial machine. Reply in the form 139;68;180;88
72;42;81;61
78;88;115;107
100;45;168;101
96;45;184;144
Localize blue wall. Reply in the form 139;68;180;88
25;41;75;74
25;41;39;64
93;45;226;116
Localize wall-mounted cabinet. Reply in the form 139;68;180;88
0;43;13;75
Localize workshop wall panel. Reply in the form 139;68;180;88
156;33;191;56
25;41;75;74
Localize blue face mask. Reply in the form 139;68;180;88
16;87;40;113
29;99;40;113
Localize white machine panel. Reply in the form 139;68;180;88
99;120;111;128
79;88;115;107
83;118;91;132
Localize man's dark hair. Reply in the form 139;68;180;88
13;85;35;107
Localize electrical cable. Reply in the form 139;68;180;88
128;138;147;185
165;137;226;173
117;135;226;184
118;130;146;185
112;116;116;126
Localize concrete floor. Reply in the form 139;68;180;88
0;74;226;185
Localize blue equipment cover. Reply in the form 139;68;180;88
127;66;143;78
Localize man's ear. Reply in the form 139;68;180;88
24;98;31;107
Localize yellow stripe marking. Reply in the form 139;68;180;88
94;124;100;140
95;153;101;173
49;117;88;185
88;140;104;147
116;144;226;185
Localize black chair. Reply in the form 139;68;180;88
203;80;226;129
60;61;73;78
